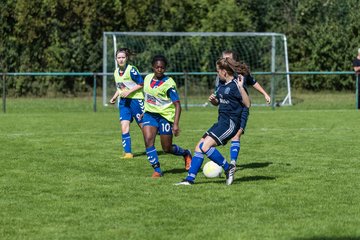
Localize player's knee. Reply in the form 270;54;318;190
199;142;208;154
143;136;154;148
162;146;172;153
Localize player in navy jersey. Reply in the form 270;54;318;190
109;48;145;159
141;55;192;178
216;50;270;166
176;57;250;185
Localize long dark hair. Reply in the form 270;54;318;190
221;50;250;76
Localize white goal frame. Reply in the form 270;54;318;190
102;32;291;107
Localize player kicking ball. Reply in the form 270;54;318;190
176;57;250;185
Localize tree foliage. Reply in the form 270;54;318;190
1;0;360;95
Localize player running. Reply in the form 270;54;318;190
109;48;144;159
141;55;192;178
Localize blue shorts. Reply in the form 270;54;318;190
118;98;144;124
142;112;173;135
203;118;239;146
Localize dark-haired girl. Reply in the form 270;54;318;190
141;55;192;178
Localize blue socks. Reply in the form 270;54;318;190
230;140;240;162
122;133;132;153
146;146;161;173
202;146;229;171
172;144;187;156
185;151;204;182
185;143;229;182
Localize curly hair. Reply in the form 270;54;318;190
151;54;168;67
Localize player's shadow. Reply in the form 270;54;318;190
237;161;273;170
163;168;188;174
233;175;276;183
133;151;167;157
197;175;276;185
164;161;275;176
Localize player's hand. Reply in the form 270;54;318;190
172;124;180;137
264;94;271;104
109;98;116;104
208;94;218;105
236;75;245;88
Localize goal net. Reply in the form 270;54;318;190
102;32;291;107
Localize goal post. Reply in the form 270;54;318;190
102;32;291;107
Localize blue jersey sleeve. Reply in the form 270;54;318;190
167;88;180;102
130;67;144;85
245;74;256;86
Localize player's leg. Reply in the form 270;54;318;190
204;121;238;185
131;99;145;129
119;100;133;158
158;119;192;170
230;107;249;164
142;113;162;177
176;138;205;185
230;130;242;165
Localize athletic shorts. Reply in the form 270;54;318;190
202;118;240;146
142;112;173;135
118;98;144;124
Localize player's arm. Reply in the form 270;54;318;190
109;90;120;104
253;82;271;104
237;75;251;108
208;93;219;106
353;65;360;72
120;83;143;98
168;87;181;136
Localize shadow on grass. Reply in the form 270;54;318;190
294;237;360;240
238;161;273;170
234;175;276;182
195;175;276;185
133;151;166;157
163;168;188;174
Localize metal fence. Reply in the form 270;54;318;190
1;71;359;113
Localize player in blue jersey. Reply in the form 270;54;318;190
141;55;192;178
217;50;270;166
176;57;251;185
109;48;145;159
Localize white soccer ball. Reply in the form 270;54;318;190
203;161;223;178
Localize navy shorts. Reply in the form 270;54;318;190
142;112;173;135
118;98;144;124
202;118;239;146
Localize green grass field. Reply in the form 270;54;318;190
1;91;360;240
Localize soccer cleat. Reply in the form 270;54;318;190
174;179;194;186
183;150;192;171
225;163;236;185
121;153;134;159
152;171;163;178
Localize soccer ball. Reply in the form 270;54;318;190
203;161;223;178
